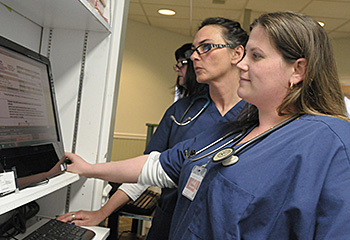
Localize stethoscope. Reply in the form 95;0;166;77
184;114;301;167
170;95;210;126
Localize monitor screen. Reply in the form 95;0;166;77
0;35;66;189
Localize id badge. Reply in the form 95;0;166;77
182;165;207;201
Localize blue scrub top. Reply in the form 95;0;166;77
160;115;350;240
144;88;246;240
145;90;245;153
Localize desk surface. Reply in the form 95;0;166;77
86;225;110;240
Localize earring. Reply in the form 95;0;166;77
290;82;294;89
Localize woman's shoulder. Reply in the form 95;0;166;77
301;114;350;125
299;114;350;140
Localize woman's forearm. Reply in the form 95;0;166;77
66;152;149;183
88;155;149;183
100;189;131;218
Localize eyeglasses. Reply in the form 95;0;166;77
173;59;188;71
185;43;237;58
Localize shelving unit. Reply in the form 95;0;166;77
0;0;128;228
1;0;111;32
0;173;79;216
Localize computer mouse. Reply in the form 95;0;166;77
64;158;72;164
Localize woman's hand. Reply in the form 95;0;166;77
65;152;93;177
56;209;108;226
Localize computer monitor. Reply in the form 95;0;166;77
0;35;66;189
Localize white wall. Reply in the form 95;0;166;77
114;20;192;138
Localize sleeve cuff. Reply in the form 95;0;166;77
118;183;150;201
138;151;177;188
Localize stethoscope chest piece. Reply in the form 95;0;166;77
222;155;239;167
212;147;239;167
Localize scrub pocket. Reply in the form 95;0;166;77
188;172;254;239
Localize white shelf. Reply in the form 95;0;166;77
0;172;80;215
0;0;111;32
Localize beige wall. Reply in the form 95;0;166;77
333;38;350;84
115;21;350;137
111;137;146;161
114;20;192;138
112;20;192;161
111;20;350;162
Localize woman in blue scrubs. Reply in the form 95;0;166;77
59;17;248;239
113;18;247;240
65;11;350;239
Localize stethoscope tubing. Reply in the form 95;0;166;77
185;126;248;161
232;114;300;156
171;95;210;126
186;114;301;164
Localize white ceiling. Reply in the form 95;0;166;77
128;0;350;39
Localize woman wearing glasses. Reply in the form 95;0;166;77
59;17;248;239
145;18;248;240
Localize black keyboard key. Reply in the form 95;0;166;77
23;219;95;240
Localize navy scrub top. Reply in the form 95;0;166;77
144;89;246;240
159;114;350;240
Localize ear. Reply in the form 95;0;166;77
290;58;307;86
231;45;245;65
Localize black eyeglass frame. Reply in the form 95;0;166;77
185;43;238;59
173;59;188;71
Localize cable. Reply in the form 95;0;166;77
118;230;132;239
0;201;40;239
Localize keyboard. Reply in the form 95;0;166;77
22;219;95;240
